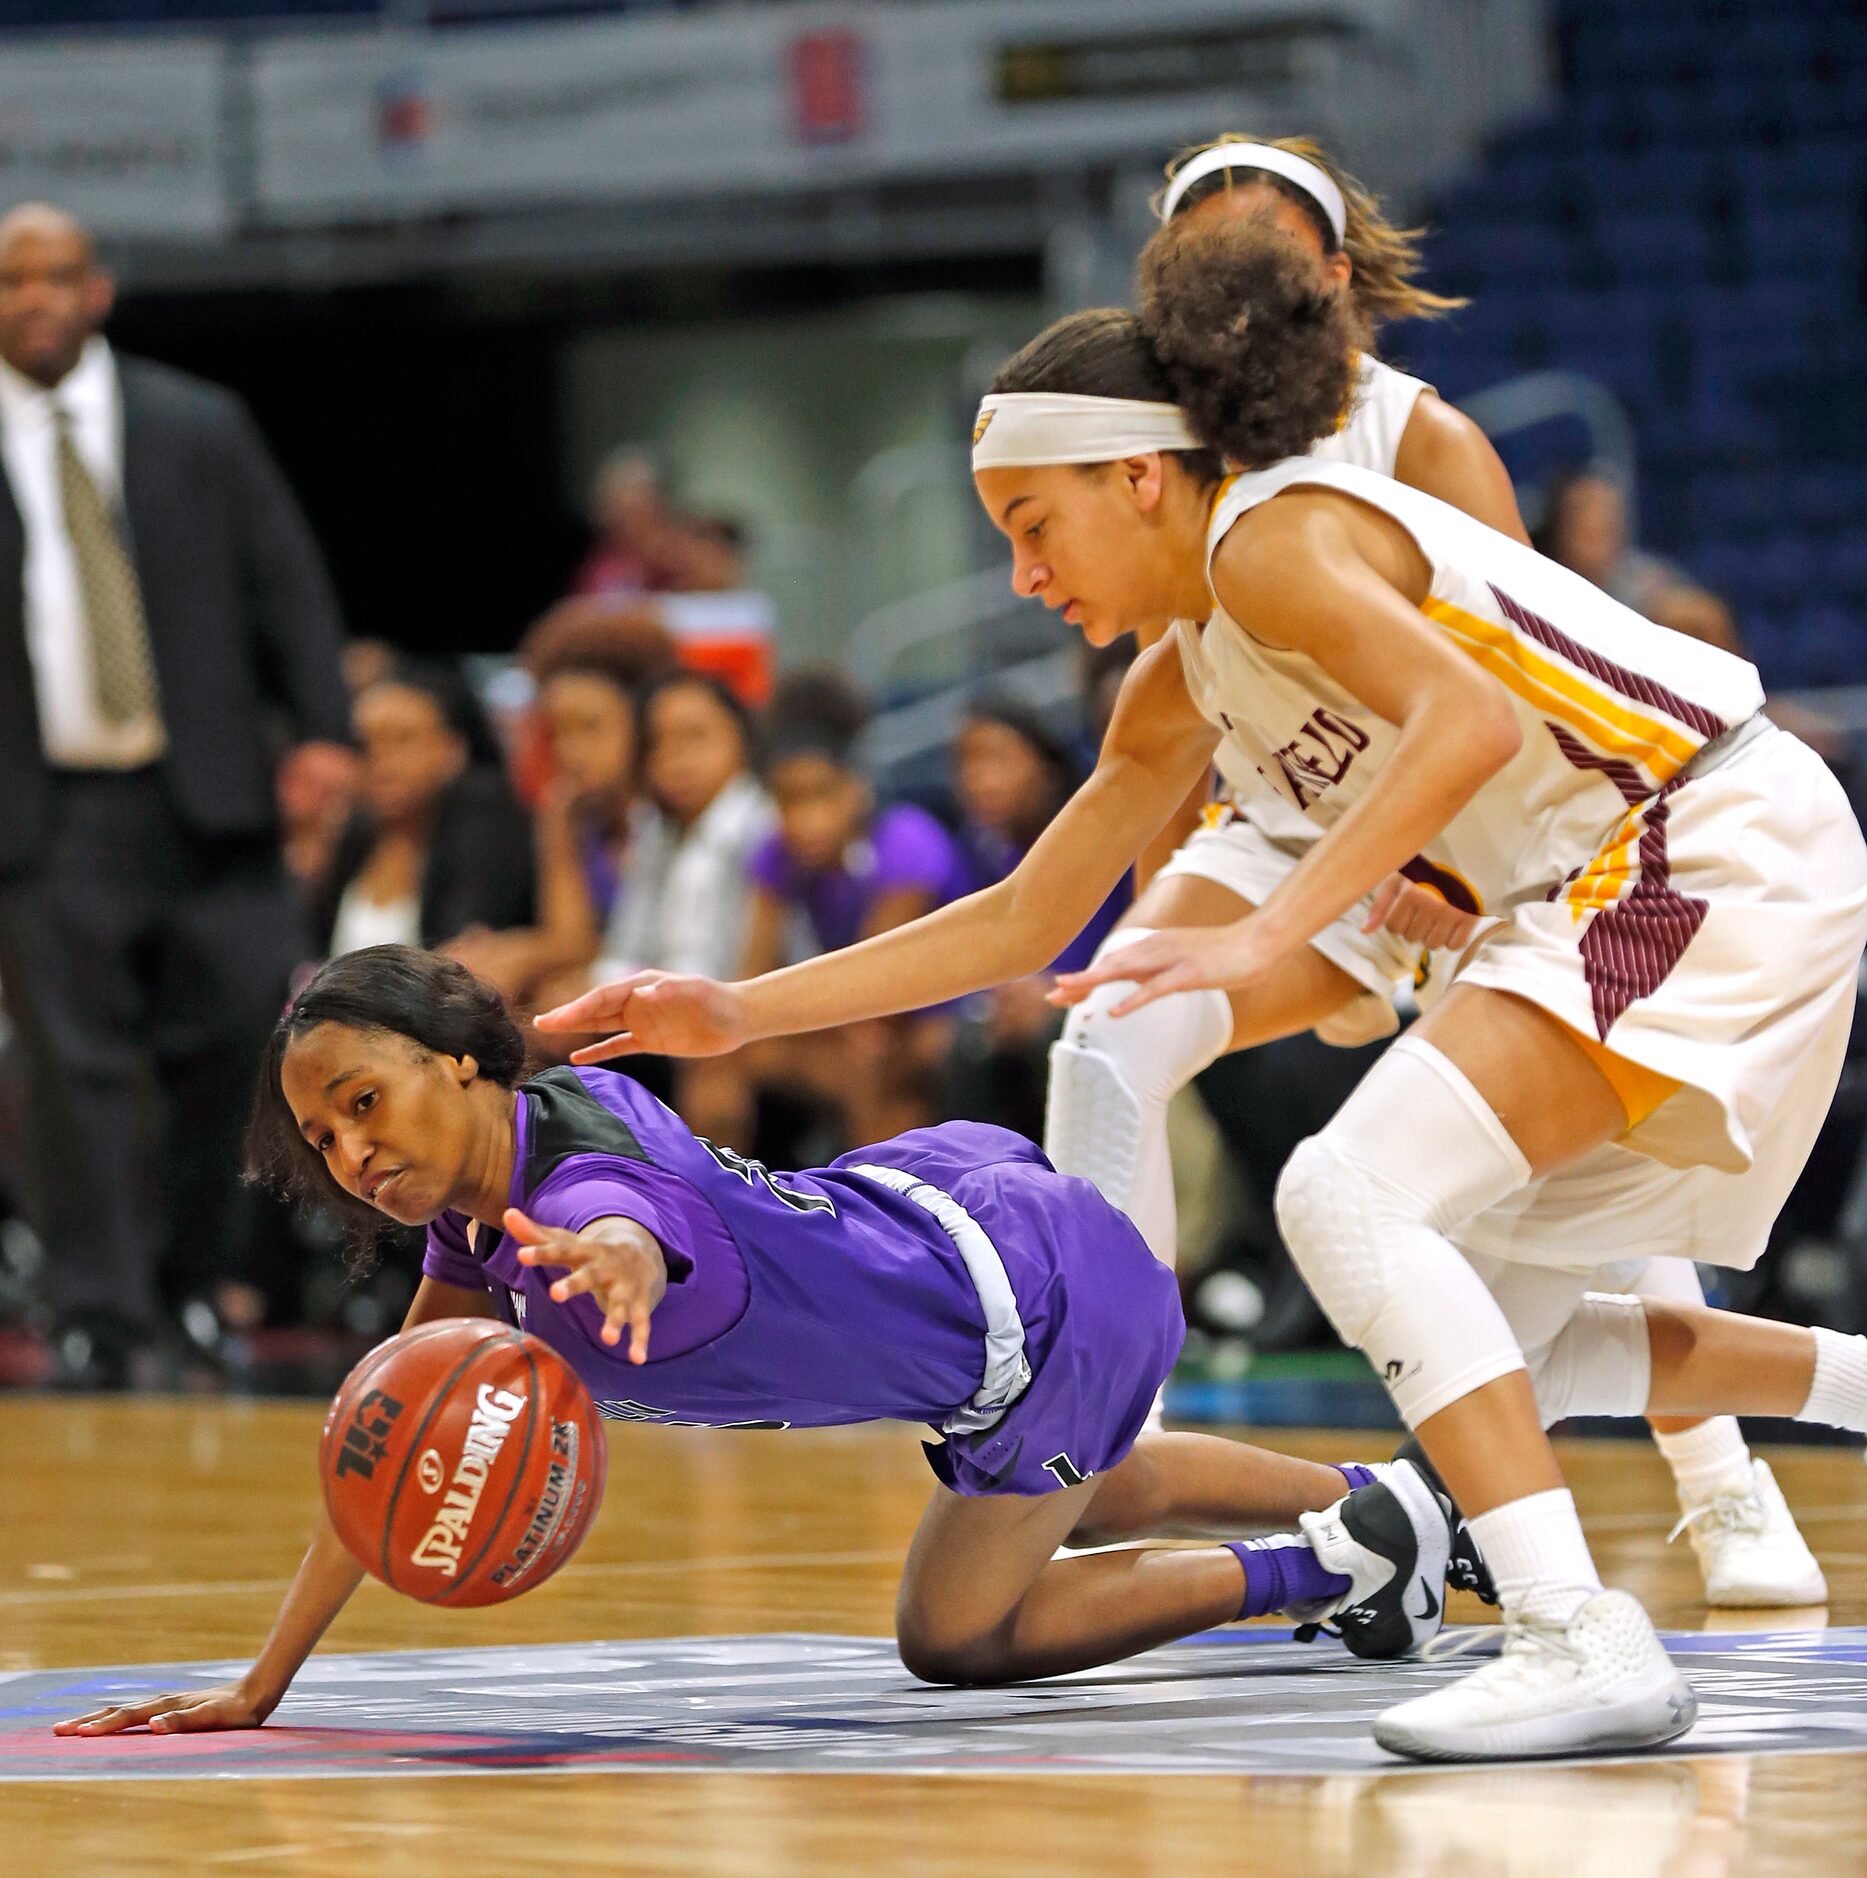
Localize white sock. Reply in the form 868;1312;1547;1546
1044;929;1232;1265
1652;1417;1754;1506
1802;1326;1867;1433
1467;1487;1603;1626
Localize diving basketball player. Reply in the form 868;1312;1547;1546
55;944;1454;1740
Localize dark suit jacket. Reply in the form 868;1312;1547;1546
312;767;538;955
0;354;350;877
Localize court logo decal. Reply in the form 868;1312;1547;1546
12;1626;1867;1780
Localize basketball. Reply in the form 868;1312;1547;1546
319;1319;607;1608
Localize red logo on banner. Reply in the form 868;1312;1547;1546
791;29;864;145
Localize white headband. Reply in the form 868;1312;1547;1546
971;393;1198;471
1159;142;1347;247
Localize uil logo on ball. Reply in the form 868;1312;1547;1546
334;1388;403;1481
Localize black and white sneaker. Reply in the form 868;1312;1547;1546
1295;1460;1456;1660
1394;1435;1498;1606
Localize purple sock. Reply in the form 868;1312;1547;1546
1334;1462;1378;1494
1225;1538;1351;1620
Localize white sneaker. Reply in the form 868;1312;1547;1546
1670;1459;1828;1608
1373;1590;1697;1762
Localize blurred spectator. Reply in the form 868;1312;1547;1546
596;671;773;983
571;448;743;600
508;605;677;809
942;699;1132;1140
0;203;351;1387
683;670;956;1150
1541;467;1846;759
475;628;679;1009
1539;469;1742;651
315;659;535;961
340;635;397;699
278;736;359;894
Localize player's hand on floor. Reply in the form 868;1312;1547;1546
533;971;750;1064
507;1208;660;1363
1363;873;1480;951
54;1682;273;1736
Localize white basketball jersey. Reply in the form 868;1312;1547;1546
1311;355;1428;478
1177;459;1765;916
1208;356;1426;804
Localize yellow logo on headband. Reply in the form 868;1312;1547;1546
972;409;995;446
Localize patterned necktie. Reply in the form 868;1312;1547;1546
53;403;161;726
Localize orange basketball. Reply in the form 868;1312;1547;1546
320;1319;607;1608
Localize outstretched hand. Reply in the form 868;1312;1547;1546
533;972;750;1064
1048;923;1271;1019
507;1208;661;1363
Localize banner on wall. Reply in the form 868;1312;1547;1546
0;38;230;237
249;0;1400;224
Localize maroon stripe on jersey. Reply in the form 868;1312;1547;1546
1545;721;1650;806
1488;584;1729;743
1575;782;1708;1037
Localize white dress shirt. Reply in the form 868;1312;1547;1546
0;336;165;768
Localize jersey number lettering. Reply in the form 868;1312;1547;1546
699;1138;837;1216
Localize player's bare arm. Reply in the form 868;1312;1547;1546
54;1275;496;1737
1392;391;1531;546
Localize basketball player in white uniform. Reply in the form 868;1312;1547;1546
1041;138;1825;1610
540;232;1867;1755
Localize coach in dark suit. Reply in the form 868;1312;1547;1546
0;203;352;1385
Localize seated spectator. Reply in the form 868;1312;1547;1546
314;660;535;961
1541;467;1845;759
683;672;957;1152
942;699;1132;1139
596;671;774;984
1539;469;1742;650
456;634;670;1008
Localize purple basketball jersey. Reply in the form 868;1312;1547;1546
423;1067;1182;1494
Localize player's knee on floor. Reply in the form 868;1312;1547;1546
894;1605;1012;1687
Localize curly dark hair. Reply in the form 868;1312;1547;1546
987;308;1227;486
1137;213;1360;470
244;946;528;1258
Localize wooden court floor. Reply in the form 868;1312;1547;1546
4;1397;1866;1876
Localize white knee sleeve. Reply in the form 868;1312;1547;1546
1044;929;1231;1265
1274;1035;1536;1426
1523;1292;1654;1425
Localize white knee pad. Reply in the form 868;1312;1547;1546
1524;1292;1653;1425
1044;928;1231;1265
1273;1035;1537;1426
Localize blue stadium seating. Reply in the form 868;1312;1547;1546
1403;0;1867;686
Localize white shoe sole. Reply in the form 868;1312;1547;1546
1703;1572;1828;1609
1373;1672;1698;1763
